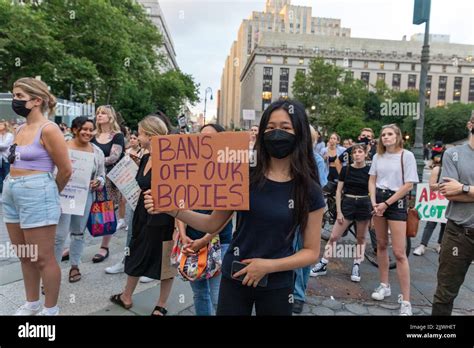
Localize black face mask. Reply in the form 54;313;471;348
360;136;371;145
263;129;297;159
12;99;33;117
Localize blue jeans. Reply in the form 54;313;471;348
190;243;229;316
54;191;94;266
0;159;10;193
293;230;310;302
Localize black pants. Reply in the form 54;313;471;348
216;277;293;316
432;220;474;315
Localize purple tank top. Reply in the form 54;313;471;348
12;122;56;172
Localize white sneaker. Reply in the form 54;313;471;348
400;301;413;316
139;276;155;283
105;261;125;274
371;283;391;301
413;245;425;256
14;304;42;316
38;308;59;316
117;219;128;230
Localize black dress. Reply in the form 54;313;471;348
124;154;175;280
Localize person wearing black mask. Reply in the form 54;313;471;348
143;100;325;316
337;128;377;168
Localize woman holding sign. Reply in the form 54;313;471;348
368;124;419;316
54;117;106;283
4;78;72;315
91;105;125;263
144;100;325;316
110;115;175;316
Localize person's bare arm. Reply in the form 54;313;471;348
335;180;345;222
42;124;72;192
440;178;474;202
429;167;441;191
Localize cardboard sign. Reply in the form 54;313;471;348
151;132;250;211
107;156;141;210
60;150;95;216
415;183;448;223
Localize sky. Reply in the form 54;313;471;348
159;0;474;120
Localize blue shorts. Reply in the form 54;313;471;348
3;173;61;229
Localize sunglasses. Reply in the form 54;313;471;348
8;144;17;164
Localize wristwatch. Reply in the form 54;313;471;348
462;185;471;194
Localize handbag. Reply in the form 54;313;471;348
178;235;222;282
87;186;117;237
401;151;420;238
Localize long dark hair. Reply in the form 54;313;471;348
252;100;319;238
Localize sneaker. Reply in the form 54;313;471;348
105;261;125;274
14;304;41;316
400;301;413;316
413;245;425;256
117;219;128;231
139;276;155;283
435;244;441;254
371;283;391;301
310;261;327;277
350;263;361;282
292;300;305;314
38;308;59;316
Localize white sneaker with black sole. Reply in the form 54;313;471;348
310;261;327;277
350;263;361;282
371;283;391;300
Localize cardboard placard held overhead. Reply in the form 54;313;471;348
151;132;250;211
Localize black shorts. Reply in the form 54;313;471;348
375;188;407;221
341;196;372;221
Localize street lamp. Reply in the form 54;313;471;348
203;87;213;125
413;0;431;182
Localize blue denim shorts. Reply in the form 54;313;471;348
3;173;61;229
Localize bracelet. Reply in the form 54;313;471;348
383;201;390;208
173;211;180;218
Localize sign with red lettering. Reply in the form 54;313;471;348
151;132;250;211
415;183;448;223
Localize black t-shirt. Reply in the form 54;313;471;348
221;178;326;290
339;145;377;167
339;165;370;196
92;133;125;172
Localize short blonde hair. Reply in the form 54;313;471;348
13;77;57;116
377;124;404;155
138;115;168;136
96;105;121;135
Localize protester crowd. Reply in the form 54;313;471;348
3;77;474;316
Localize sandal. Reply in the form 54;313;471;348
92;247;109;263
69;267;81;283
151;306;167;316
110;293;133;310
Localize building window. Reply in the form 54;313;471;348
442;65;447;73
457;66;462;73
453;77;463;102
266;56;272;63
395;63;400;70
364;61;369;69
279;68;289;93
377;73;386;82
408;74;417;90
468;78;474;102
438;76;447;101
299;58;304;65
426;75;432;98
380;62;385;70
411;63;416;71
361;72;370;86
392;73;401;91
344;48;351;55
283;56;288;64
